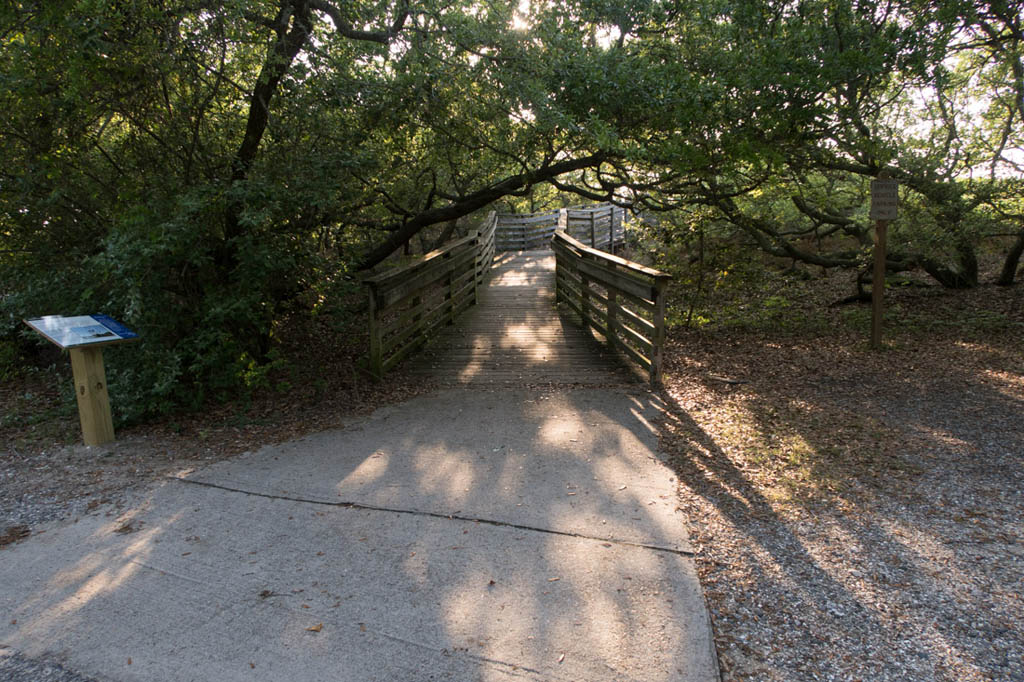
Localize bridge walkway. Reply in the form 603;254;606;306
409;250;635;385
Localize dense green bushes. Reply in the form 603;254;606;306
2;0;1021;423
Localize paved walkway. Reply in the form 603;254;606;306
0;252;718;682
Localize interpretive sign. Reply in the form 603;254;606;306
24;315;139;446
24;314;138;349
870;179;899;221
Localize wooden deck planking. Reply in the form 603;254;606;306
409;251;635;385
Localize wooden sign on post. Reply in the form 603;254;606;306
869;174;897;349
870;179;899;221
24;315;139;446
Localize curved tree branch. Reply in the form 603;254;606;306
357;152;608;270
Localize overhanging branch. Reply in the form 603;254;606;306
357;153;608;270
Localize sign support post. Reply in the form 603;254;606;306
869;171;898;350
871;219;888;350
23;314;139;447
69;346;115;445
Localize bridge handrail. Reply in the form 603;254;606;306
495;204;626;251
552;230;671;386
362;211;496;378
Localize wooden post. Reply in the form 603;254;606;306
447;264;456;325
69;346;115;446
616;207;626;252
607;289;619;351
871;219;888;350
869;171;897;350
367;287;383;379
581;267;591;329
610;207;618;251
590;211;597;248
554;247;563;304
473;247;480;305
650;277;669;387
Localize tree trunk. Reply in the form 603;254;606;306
997;227;1024;285
217;1;313;360
223;1;313;246
430;219;460;251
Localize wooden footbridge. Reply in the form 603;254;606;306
361;205;670;387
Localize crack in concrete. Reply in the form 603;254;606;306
168;476;694;557
365;627;550;680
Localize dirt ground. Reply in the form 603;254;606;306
655;270;1023;681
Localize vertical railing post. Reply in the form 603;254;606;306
554;238;562;304
590;210;596;248
446;252;456;325
473;236;481;305
650;276;669;387
610;207;617;250
615;207;624;250
367;284;383;380
607;288;618;352
580;254;591;329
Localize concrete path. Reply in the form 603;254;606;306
0;253;718;682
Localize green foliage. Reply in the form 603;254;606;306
2;0;1020;425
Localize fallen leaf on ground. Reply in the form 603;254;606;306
306;623;322;632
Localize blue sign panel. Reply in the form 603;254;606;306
25;315;139;349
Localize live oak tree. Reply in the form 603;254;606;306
1;0;1019;417
591;0;1024;290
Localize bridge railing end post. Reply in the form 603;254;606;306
649;277;669;387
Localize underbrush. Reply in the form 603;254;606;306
659;243;1021;344
0;284;416;457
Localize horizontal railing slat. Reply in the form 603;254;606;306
574;257;656;303
364;211;496;378
553;229;669;386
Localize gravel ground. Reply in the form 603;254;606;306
0;650;100;682
660;331;1024;682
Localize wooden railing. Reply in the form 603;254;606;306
552;230;671;386
362;212;497;379
495;204;626;251
561;205;626;251
494;210;561;250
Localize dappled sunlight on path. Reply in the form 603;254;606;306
412;251;633;385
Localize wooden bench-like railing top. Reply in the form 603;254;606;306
553;230;670;281
361;232;481;288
